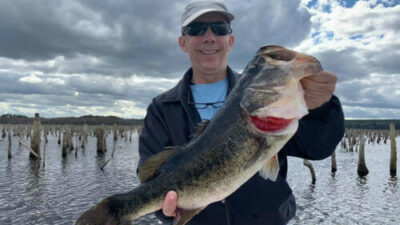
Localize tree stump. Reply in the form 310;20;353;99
303;159;316;184
390;123;397;177
96;126;107;154
113;124;118;141
331;152;337;173
357;133;369;177
8;130;12;159
62;131;68;158
30;113;41;160
1;126;6;139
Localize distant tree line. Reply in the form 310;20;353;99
345;119;400;130
1;114;399;130
0;114;143;126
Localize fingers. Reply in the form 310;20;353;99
301;72;337;88
162;191;178;217
300;71;337;110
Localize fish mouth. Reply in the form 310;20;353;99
249;115;297;135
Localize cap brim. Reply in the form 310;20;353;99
182;9;234;27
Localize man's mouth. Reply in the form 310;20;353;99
200;50;219;55
250;116;293;133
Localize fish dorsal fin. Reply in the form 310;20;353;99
138;148;178;183
191;120;210;139
259;155;280;181
173;207;205;225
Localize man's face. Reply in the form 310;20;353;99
179;12;235;81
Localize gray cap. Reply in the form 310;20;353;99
182;0;234;27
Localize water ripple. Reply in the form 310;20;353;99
0;133;399;225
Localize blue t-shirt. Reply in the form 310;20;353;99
190;77;228;121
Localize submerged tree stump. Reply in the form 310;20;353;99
18;138;40;159
331;152;337;173
303;159;316;184
100;139;118;170
384;135;388;144
8;130;12;159
1;126;6;139
96;126;107;154
44;126;48;144
62;131;68;158
74;133;79;158
67;128;74;151
390;123;397;176
113;124;118;141
81;124;88;150
30;113;41;160
357;133;369;177
58;130;61;145
43;137;46;167
348;134;354;152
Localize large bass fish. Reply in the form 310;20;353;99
76;45;322;225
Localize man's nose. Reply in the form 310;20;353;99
202;27;216;42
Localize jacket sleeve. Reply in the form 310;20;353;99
138;99;171;167
137;99;174;224
283;95;345;160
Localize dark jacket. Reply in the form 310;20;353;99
138;66;345;225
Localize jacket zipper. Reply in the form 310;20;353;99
222;199;231;225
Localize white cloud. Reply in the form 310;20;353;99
295;0;400;119
128;74;179;88
1;0;399;119
113;100;147;118
19;74;42;84
0;102;10;112
343;105;400;119
45;78;65;85
298;1;400;52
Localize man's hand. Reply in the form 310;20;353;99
162;191;178;217
300;71;337;110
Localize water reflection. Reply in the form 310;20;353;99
1;133;399;225
356;176;368;187
383;176;398;194
388;176;397;186
61;155;69;175
299;183;316;203
287;138;400;225
95;153;107;168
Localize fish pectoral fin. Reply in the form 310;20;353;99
259;155;280;181
137;149;178;183
173;207;204;225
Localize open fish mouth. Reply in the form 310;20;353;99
249;115;298;135
250;116;293;132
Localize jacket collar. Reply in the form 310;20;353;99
162;66;239;103
160;66;239;133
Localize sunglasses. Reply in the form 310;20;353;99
182;22;232;36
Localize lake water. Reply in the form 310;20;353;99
0;131;398;225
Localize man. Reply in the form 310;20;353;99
138;1;345;225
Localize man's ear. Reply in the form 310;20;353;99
178;36;188;52
228;34;235;52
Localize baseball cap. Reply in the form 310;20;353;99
182;0;234;27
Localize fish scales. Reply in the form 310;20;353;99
148;120;261;208
75;45;323;225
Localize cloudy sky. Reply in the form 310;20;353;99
0;0;399;119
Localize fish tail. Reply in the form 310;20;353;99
75;184;163;225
